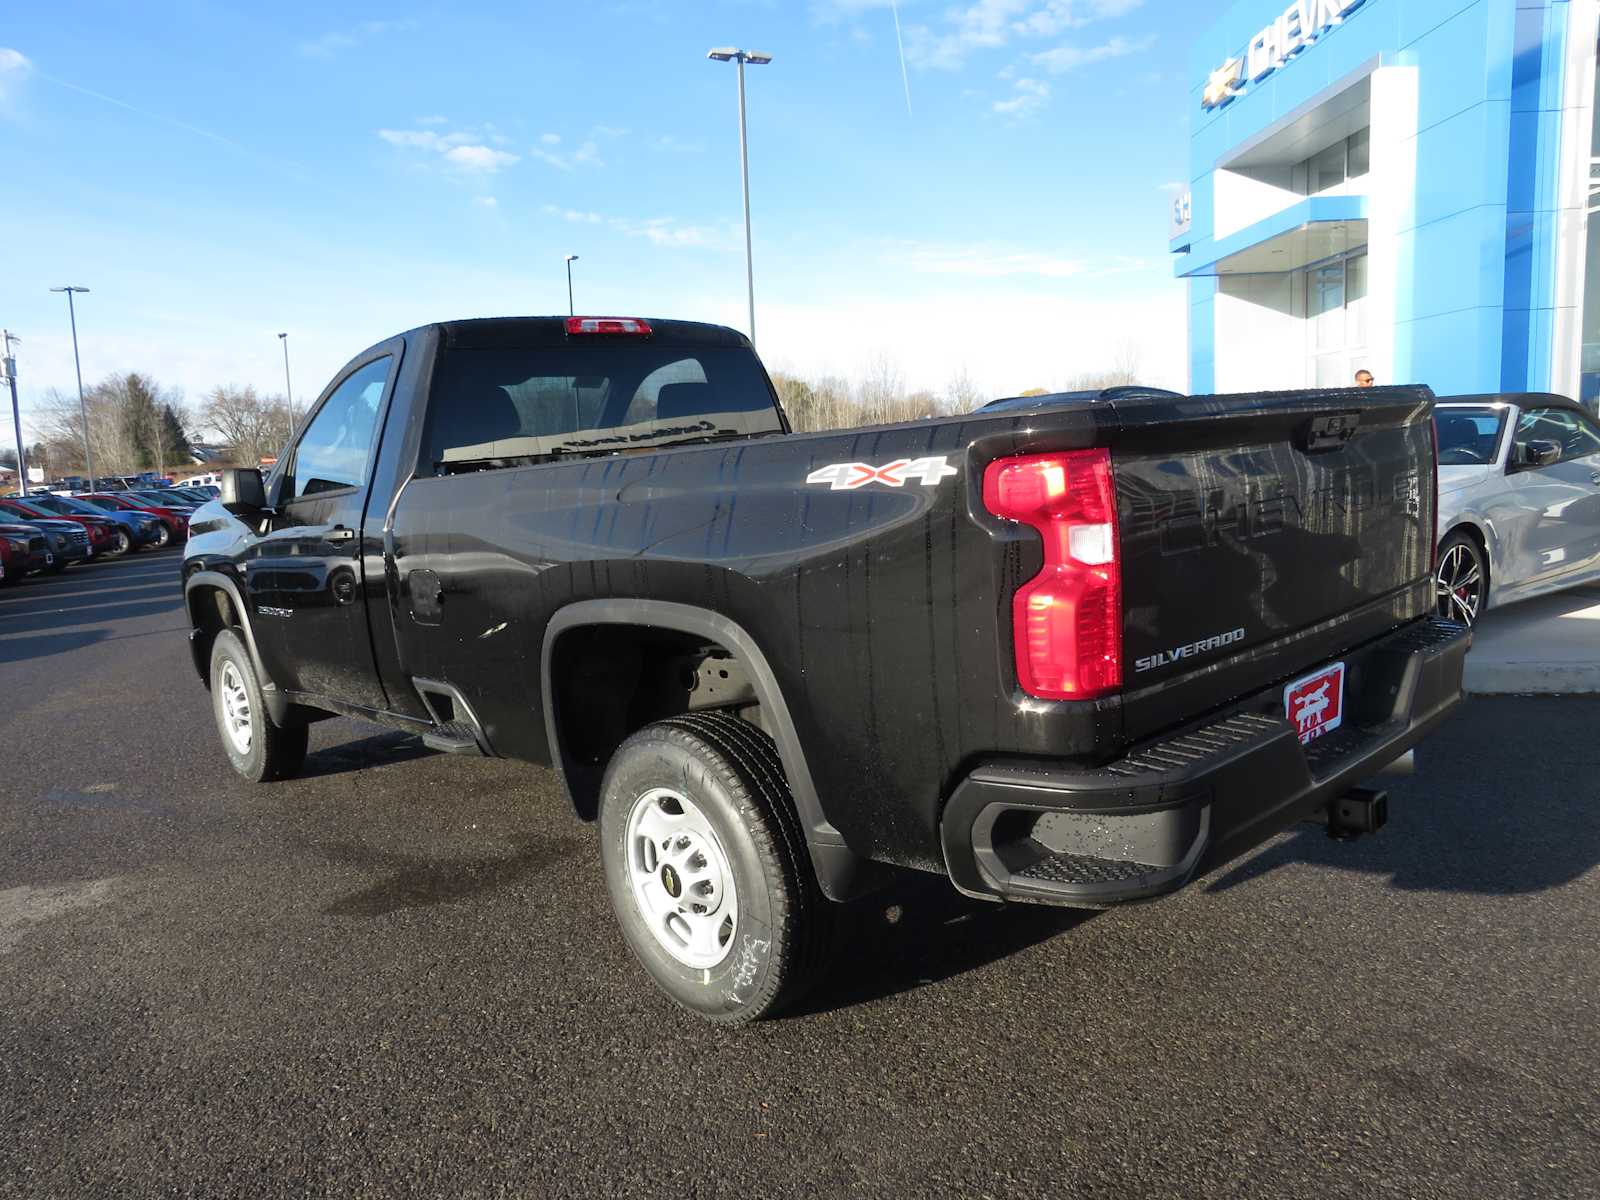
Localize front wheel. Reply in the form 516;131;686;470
152;525;171;548
209;628;308;782
109;529;132;556
598;712;833;1024
1436;532;1487;625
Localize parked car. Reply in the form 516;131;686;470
78;494;188;547
0;515;87;569
183;315;1468;1023
1434;393;1600;624
23;493;162;554
0;497;114;557
122;489;200;511
0;522;52;581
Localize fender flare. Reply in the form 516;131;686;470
540;599;883;902
183;569;291;725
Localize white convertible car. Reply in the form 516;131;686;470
1434;393;1600;625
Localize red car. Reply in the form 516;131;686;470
0;522;52;579
0;498;117;556
80;493;190;544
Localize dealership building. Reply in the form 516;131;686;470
1171;0;1599;404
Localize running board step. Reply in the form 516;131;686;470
422;720;484;755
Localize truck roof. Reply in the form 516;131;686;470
427;316;754;350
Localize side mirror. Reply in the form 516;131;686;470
219;468;267;514
1510;439;1562;472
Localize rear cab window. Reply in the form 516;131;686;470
424;338;783;474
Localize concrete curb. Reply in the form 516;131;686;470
1462;586;1600;696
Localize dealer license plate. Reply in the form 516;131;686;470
1284;662;1345;745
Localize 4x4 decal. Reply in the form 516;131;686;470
805;456;958;491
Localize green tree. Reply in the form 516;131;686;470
158;403;191;466
117;373;163;469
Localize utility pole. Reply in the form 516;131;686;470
564;255;579;316
50;286;94;489
278;332;294;426
707;47;772;347
1;331;22;493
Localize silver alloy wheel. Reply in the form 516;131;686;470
154;525;170;548
218;660;254;755
1436;541;1483;624
623;787;738;969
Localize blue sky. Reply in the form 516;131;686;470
0;0;1211;437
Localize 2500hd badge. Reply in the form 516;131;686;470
1134;627;1248;674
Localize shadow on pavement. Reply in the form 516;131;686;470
0;627;111;664
1207;696;1600;896
312;833;584;917
296;730;440;780
792;873;1096;1017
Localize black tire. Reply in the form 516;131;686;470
598;711;833;1024
46;562;68;574
110;528;132;556
209;628;308;782
1436;531;1487;625
153;525;171;549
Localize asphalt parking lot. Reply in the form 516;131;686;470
1;550;1597;1199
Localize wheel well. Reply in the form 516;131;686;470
548;624;764;821
1442;523;1491;586
186;584;241;687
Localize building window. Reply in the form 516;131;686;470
1306;252;1369;386
1296;128;1371;197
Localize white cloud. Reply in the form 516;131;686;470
823;0;1145;71
1029;33;1152;73
543;204;604;224
1156;180;1185;192
444;144;517;172
529;139;603;171
474;196;498;208
591;124;630;139
379;126;519;173
540;132;561;145
0;47;31;109
654;134;705;154
300;19;419;59
417;114;449;126
993;77;1049;116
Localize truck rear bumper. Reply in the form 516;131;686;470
939;618;1471;907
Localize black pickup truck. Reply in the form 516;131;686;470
183;315;1469;1022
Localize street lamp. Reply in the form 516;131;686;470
278;332;294;425
706;47;772;346
1;331;23;491
564;255;580;317
49;286;94;490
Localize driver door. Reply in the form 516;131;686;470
247;349;399;710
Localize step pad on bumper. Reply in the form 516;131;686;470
1014;852;1161;886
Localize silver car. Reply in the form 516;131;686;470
1434;393;1600;624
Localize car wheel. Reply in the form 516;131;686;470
110;529;132;555
46;562;68;574
1436;532;1487;625
598;711;834;1024
209;628;308;782
153;525;171;548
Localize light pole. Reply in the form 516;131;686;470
49;286;94;490
1;331;23;492
707;47;771;346
564;255;579;316
278;332;294;425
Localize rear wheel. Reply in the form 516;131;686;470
152;524;171;548
209;629;308;782
110;529;132;556
1436;532;1486;625
598;712;833;1024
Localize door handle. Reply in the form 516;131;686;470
326;525;356;542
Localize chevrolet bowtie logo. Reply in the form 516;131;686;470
1202;57;1242;108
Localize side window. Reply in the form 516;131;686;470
1514;408;1570;465
286;358;391;500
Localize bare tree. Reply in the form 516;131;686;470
944;367;987;413
200;385;294;467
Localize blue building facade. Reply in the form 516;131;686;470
1172;0;1598;404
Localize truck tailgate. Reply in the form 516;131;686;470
1109;388;1436;742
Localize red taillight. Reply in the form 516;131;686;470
983;449;1122;700
565;316;652;336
